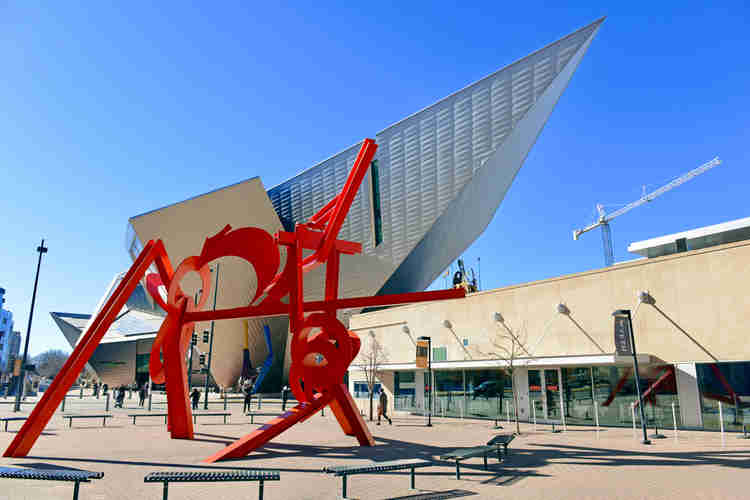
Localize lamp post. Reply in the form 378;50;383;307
613;309;650;445
204;263;219;409
14;239;48;412
187;290;200;391
418;335;432;427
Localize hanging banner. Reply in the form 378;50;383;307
416;340;429;369
13;359;22;376
614;314;633;356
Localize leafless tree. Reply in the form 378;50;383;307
481;319;531;435
355;332;388;421
32;349;69;379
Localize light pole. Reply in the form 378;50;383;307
14;239;48;412
613;309;650;445
187;290;200;392
418;335;432;427
204;263;219;409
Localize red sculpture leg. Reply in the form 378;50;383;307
4;240;173;458
329;383;375;446
161;299;195;439
204;393;334;463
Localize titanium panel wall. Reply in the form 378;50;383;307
268;18;603;291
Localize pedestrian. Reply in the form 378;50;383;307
92;382;99;397
243;383;252;413
138;385;147;407
377;388;392;425
281;385;290;411
115;385;126;408
191;388;201;410
102;384;108;397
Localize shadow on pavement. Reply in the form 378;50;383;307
387;488;477;499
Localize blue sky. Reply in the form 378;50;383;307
1;2;748;355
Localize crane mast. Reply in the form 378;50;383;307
573;157;721;267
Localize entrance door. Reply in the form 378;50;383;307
528;369;563;422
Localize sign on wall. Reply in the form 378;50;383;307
416;340;429;369
614;315;633;356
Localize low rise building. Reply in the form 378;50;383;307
348;217;750;432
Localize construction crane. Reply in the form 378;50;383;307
573;157;721;267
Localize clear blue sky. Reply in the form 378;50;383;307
1;2;748;356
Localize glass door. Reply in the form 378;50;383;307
528;370;544;422
544;369;562;422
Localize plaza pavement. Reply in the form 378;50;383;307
0;392;748;499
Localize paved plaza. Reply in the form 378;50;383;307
1;393;749;499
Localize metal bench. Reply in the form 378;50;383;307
441;434;515;479
322;458;432;499
144;470;280;500
61;414;113;428
192;412;231;424
0;466;103;500
1;416;27;431
246;412;282;424
128;413;169;425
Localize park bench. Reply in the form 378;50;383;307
192;412;231;424
144;470;280;500
440;434;515;479
322;458;432;499
61;413;113;428
246;412;283;424
128;413;168;425
0;466;103;500
1;416;27;431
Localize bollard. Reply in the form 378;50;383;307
594;401;600;438
561;400;567;433
532;402;537;432
631;403;637;439
719;402;725;446
671;402;678;441
105;393;110;412
62;395;66;412
223;392;227;411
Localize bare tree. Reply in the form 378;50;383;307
481;318;531;435
32;349;69;379
355;332;388;421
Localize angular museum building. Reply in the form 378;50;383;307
56;18;605;390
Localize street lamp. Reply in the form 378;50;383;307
14;239;48;412
418;335;432;427
204;263;220;409
613;309;651;445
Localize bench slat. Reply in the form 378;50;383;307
0;467;103;482
440;446;496;460
144;470;279;483
323;459;431;476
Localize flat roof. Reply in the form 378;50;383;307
628;216;750;258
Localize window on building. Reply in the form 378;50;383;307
432;346;447;362
697;361;750;431
353;381;381;399
370;159;383;246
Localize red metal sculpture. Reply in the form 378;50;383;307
4;139;465;461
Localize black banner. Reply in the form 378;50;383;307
614;315;633;356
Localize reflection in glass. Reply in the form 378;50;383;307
528;370;543;422
394;371;417;411
697;362;750;431
561;367;594;425
435;370;464;417
545;369;561;420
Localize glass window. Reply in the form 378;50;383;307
394;371;417;411
432;347;447;362
353;381;380;399
561;367;594;425
697;362;750;431
370;160;383;246
434;370;464;418
592;366;639;427
466;369;507;420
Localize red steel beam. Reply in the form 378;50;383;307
602;367;632;407
633;366;674;408
5;240;169;457
184;288;466;323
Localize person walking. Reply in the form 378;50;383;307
377;388;392;425
191;388;201;410
138;385;147;407
242;383;253;413
115;385;126;408
281;385;290;411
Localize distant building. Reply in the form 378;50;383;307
0;288;20;382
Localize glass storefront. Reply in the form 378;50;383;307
387;363;690;430
394;371;417;411
697;361;750;432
